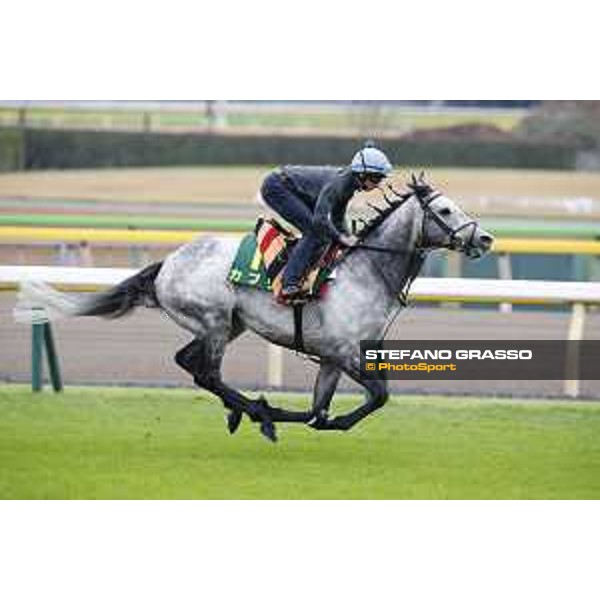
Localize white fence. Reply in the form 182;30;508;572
2;266;600;397
3;266;600;303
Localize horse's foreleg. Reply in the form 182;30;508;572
254;361;342;426
307;362;342;428
311;356;388;432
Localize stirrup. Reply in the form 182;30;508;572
276;284;306;305
280;283;301;296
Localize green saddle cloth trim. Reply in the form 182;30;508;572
228;232;335;294
228;233;272;291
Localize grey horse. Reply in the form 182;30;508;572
16;176;494;442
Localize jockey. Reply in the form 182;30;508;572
259;143;393;300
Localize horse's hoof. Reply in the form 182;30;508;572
326;416;350;432
308;411;330;430
260;420;278;443
227;410;243;434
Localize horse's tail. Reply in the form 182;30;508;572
14;262;163;325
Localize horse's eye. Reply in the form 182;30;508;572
439;208;452;216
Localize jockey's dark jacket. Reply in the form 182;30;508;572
279;165;361;241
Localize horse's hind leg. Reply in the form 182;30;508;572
174;337;278;442
259;400;313;424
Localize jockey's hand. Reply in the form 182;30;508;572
339;234;359;248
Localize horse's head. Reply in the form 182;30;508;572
404;173;494;259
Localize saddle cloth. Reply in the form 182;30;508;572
228;217;341;300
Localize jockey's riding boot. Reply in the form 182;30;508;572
279;232;325;302
279;282;303;300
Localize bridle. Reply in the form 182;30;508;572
410;187;479;255
356;181;478;256
349;175;480;309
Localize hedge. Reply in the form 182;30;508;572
0;127;579;171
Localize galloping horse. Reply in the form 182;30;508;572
16;175;494;441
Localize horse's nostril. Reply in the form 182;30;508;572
479;234;494;246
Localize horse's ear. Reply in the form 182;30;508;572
386;182;412;202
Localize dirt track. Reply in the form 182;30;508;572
2;293;599;399
2;167;600;218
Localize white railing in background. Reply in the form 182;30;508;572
1;266;599;397
0;100;529;116
0;101;530;137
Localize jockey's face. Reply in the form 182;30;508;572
361;174;385;192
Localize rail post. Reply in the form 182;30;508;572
573;255;590;281
142;112;152;132
441;253;462;309
31;323;44;392
30;317;63;393
497;252;513;313
18;106;27;128
564;302;586;398
267;344;284;388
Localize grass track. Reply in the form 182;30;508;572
1;385;599;499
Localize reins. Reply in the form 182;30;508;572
349;189;426;310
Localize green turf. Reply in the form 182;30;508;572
1;385;599;499
2;213;600;238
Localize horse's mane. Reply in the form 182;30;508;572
356;187;414;240
357;174;434;240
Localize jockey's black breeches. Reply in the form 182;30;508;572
261;171;330;287
260;172;314;233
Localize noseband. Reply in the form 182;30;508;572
413;189;478;254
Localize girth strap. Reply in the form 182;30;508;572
293;304;305;353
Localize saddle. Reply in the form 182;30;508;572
228;217;343;303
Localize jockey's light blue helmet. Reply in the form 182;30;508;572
350;143;393;177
